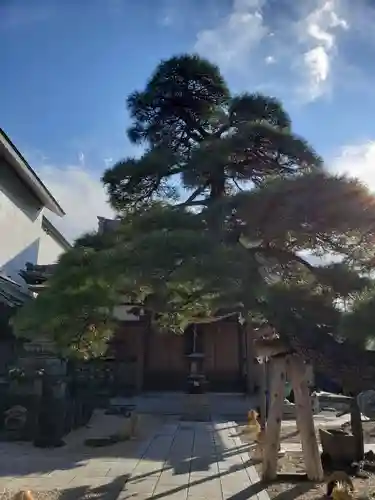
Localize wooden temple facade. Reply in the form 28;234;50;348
110;312;259;392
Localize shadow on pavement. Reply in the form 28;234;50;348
58;474;129;500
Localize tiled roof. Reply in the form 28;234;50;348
254;323;279;340
19;263;56;285
0;273;31;307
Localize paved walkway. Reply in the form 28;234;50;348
0;420;269;500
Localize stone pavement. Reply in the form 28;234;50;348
110;393;259;418
0;419;269;500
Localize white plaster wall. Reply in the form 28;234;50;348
0;158;43;283
37;230;66;265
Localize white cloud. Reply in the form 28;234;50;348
265;55;275;65
78;152;85;166
193;0;350;102
296;0;348;101
104;157;113;168
36;164;115;243
331;140;375;192
301;46;330;100
194;0;268;69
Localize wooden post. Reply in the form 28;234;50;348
262;356;286;481
259;359;267;428
288;355;323;481
350;396;364;461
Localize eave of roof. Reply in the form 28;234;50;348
0;129;65;217
42;216;72;251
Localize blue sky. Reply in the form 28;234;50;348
2;0;375;240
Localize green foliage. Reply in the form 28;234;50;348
13;247;120;358
229;93;291;130
261;281;342;337
229;171;375;259
315;263;371;299
340;287;375;348
14;197;375;355
102;54;322;211
126;54;230;149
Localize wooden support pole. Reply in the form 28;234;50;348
262;356;286;481
245;327;256;394
288;355;323;482
259;359;267;428
350;396;364;461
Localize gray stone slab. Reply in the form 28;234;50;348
130;464;163;480
157;423;180;435
132;439;174;483
124;478;159;493
153;492;188;500
214;420;270;500
104;463;139;479
188;480;223;499
76;466;111;477
0;413;270;500
154;481;189;496
144;434;175;460
190;466;219;478
157;471;190;485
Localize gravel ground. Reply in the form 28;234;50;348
239;420;375;500
0;491;118;500
1;493;60;500
257;453;375;500
1;489;127;499
263;478;374;500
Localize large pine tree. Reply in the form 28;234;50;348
14;55;375;374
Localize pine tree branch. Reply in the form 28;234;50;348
214;123;230;138
231;178;244;191
249;245;315;272
174;183;210;207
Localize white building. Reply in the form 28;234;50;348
0;129;70;304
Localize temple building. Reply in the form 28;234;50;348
0;129;70;369
0;128;70;306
